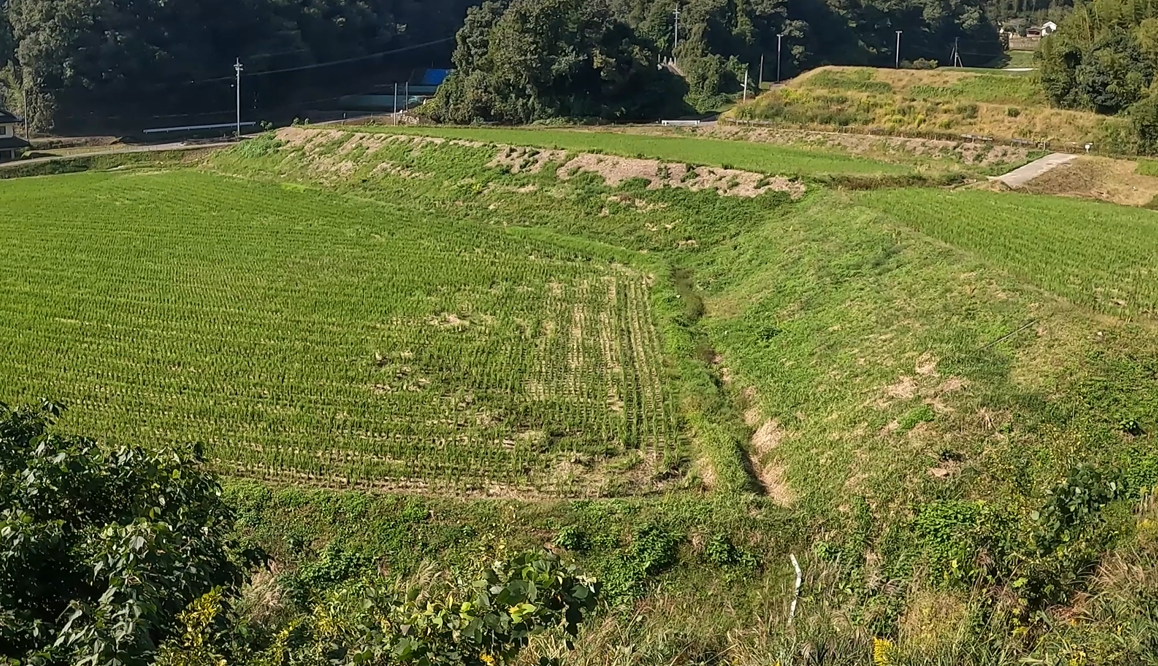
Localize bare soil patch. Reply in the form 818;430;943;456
276;128;805;199
876;352;968;411
557;153;805;199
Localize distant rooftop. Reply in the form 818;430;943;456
0;109;21;124
416;69;452;86
0;136;31;150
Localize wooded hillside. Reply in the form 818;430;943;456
0;0;476;131
0;0;1002;130
1037;0;1158;152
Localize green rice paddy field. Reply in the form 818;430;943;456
0;168;678;495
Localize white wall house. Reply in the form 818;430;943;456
1041;21;1058;36
0;110;30;162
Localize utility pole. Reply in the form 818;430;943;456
952;38;963;67
758;53;765;90
234;58;244;138
743;69;749;101
895;30;903;69
673;6;680;56
393;83;399;126
777;34;783;83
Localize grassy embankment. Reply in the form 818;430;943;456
1002;50;1037;69
727;66;1132;150
378;124;914;177
2;126;1157;663
373;123;1044;182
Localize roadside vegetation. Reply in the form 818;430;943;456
2;126;1157;662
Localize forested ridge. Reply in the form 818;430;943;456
1038;0;1158;152
0;0;477;131
1;0;1001;131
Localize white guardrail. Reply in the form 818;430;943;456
143;122;257;134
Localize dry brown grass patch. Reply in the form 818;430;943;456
750;420;795;506
897;588;972;652
1022;155;1158;207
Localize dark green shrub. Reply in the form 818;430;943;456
0;401;247;666
554;525;589;552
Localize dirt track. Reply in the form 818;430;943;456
0;140;233;170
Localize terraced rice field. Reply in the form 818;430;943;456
0;169;678;495
857;188;1158;319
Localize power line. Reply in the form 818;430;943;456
65;36;457;95
245;47;319;61
198;37;456;83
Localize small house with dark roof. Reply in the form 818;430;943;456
0;109;30;162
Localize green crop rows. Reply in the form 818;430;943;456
857;188;1158;319
0;170;678;495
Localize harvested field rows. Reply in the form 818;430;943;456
0;169;678;495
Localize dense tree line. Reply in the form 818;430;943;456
431;0;1003;121
0;0;475;131
2;0;1001;130
985;0;1072;21
1038;0;1158;151
428;0;684;123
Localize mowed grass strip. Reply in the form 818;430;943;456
856;188;1158;318
0;169;677;494
368;125;914;177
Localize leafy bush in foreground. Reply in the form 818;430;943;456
0;401;246;666
158;551;599;666
0;402;600;666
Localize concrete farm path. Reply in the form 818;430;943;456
994;152;1078;188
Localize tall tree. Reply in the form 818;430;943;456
430;0;682;122
6;0;98;130
1039;0;1158;113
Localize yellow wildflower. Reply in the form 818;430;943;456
872;637;894;666
479;653;496;666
